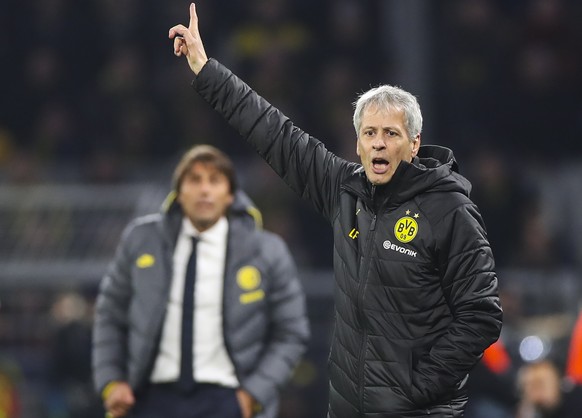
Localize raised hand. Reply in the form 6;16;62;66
169;3;209;75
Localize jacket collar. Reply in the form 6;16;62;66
342;145;471;209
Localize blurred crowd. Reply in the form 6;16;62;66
1;0;582;417
1;0;582;265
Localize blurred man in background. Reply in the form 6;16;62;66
92;145;309;418
169;4;502;417
516;359;582;418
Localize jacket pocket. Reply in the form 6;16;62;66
368;343;414;400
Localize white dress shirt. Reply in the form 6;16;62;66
150;216;239;387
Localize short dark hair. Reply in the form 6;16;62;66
172;145;237;194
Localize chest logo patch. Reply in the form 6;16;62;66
236;266;261;291
394;216;418;243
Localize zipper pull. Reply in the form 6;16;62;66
370;215;377;231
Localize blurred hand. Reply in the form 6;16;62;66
236;388;256;418
169;3;209;75
104;381;135;418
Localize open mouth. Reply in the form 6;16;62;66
372;158;389;174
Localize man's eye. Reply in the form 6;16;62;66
364;130;374;137
387;130;397;137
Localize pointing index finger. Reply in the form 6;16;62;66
188;3;198;32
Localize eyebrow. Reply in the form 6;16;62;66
362;125;401;132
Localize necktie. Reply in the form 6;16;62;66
178;236;197;391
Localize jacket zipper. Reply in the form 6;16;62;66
356;210;378;415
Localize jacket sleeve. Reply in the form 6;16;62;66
92;222;135;394
193;58;356;221
411;202;503;405
241;233;310;409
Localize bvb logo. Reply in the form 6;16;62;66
236;266;262;291
394;216;418;243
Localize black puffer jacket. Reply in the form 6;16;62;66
193;59;502;417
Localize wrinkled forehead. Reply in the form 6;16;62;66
361;103;406;124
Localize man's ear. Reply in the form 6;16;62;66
356;138;361;157
411;134;421;157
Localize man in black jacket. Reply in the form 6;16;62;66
169;5;502;417
92;145;309;418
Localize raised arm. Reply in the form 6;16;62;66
169;4;359;220
168;3;208;75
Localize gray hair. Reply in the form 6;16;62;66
352;85;423;141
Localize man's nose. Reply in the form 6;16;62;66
199;180;213;193
372;138;386;150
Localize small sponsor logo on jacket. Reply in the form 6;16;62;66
383;240;417;258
